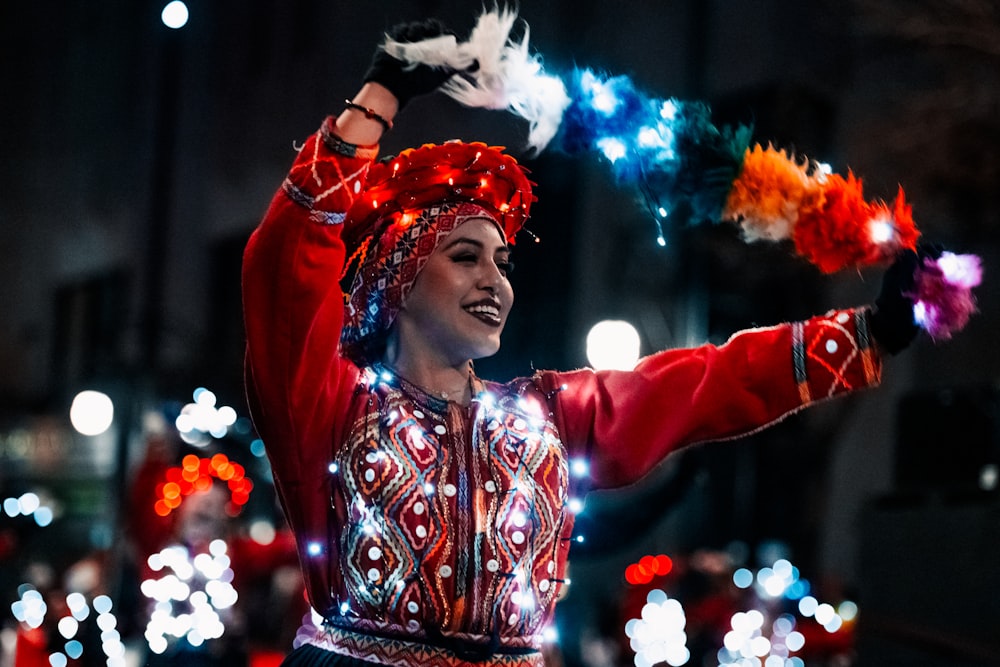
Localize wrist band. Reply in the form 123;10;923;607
344;100;393;132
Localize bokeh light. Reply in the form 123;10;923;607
586;319;641;370
160;1;188;29
69;390;114;436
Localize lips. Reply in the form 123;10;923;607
463;299;503;326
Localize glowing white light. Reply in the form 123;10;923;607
660;100;678;120
142;542;239;653
580;72;620;116
307;542;322;556
67;594;89;620
773;615;795;636
570;458;589;477
176;387;240;443
798;595;818;617
785;631;805;652
586;319;641;371
34;506;54;526
161;1;189;29
57;616;79;639
93;596;113;614
3;497;19;516
13;588;47;629
217;406;238;426
637;127;661;147
596;137;627;163
567;498;584;514
913;300;931;328
750;635;771;657
70;391;114;436
869;217;894;244
823;614;843;633
19;493;40;514
937;251;981;287
813;603;836;625
625;590;688;667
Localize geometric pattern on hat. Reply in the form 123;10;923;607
341;202;499;363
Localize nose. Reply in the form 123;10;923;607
478;261;505;292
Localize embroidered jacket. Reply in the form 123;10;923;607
241;118;883;666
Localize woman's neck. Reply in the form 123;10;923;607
382;344;474;405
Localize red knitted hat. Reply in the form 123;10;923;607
340;141;535;364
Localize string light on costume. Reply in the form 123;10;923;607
153;454;253;518
141;541;238;654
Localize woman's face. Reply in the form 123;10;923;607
394;217;514;366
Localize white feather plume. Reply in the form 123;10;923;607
382;6;570;153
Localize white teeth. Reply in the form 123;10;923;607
466;304;500;319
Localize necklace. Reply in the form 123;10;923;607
377;362;477;404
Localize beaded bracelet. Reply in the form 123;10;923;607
344;100;393;132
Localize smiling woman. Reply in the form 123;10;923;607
387;216;515;397
240;13;948;667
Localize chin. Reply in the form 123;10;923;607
469;337;502;361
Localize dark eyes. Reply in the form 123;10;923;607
451;254;514;276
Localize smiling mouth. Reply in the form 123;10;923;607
464;302;502;326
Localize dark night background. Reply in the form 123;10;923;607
1;1;998;665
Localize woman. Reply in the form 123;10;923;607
242;19;918;667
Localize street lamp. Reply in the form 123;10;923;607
161;1;189;29
69;390;114;436
586;320;641;371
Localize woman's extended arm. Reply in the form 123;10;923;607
541;307;882;490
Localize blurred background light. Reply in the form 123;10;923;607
160;1;189;29
586;320;641;370
69;390;114;436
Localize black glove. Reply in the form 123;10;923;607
870;245;941;354
363;19;458;110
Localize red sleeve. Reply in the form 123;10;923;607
539;308;882;490
241;118;376;530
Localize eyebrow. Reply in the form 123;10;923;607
443;237;510;254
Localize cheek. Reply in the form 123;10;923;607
502;282;515;314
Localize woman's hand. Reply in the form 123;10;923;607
870;244;942;354
363;18;459;109
337;19;458;146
